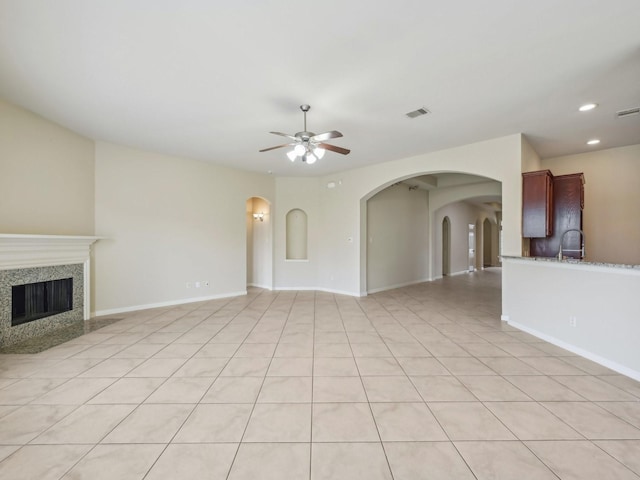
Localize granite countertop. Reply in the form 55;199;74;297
501;255;640;270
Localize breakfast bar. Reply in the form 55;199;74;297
502;255;640;379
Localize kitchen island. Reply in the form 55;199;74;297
502;255;640;380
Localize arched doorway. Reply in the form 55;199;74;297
442;216;451;276
246;196;273;289
358;172;502;293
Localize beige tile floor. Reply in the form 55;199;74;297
1;268;639;479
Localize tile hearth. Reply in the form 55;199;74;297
0;269;639;479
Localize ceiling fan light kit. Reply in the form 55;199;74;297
259;105;350;164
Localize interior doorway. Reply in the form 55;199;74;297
442;216;451;276
246;197;273;289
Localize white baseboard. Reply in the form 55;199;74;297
247;283;273;290
274;286;362;297
317;287;364;297
93;290;247;317
509;320;640;381
367;278;430;294
449;269;470;277
274;286;318;292
501;314;509;322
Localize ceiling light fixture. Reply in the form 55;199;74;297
587;139;600;145
259;105;350;164
579;103;598;112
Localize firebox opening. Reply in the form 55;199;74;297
11;278;73;326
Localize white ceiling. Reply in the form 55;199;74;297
0;0;638;177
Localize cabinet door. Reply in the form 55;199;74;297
522;170;553;237
530;173;584;258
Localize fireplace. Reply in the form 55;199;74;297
0;234;100;348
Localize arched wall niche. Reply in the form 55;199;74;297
286;208;308;260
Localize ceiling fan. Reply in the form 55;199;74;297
259;105;350;164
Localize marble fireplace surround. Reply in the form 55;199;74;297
0;234;101;346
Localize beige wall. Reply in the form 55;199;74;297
0;99;95;234
521;135;541;172
93;141;274;314
366;184;429;292
274;177;321;290
540;144;640;265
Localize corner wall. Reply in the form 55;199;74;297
366;184;429;292
0;99;95;235
540;144;640;265
93;142;274;314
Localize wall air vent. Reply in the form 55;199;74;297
616;107;640;118
406;107;430;118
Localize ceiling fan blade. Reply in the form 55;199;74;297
310;130;343;142
270;131;298;140
259;143;294;153
318;143;351;155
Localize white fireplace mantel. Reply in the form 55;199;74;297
0;234;102;320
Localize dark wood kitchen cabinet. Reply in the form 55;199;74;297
530;173;584;258
522;170;553;237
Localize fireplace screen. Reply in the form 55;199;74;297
11;278;73;326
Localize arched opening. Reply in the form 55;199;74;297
286;208;308;260
359;172;502;293
442;216;451;276
246;196;272;289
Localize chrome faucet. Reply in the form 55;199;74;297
558;228;585;260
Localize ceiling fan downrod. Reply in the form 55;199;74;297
300;104;310;133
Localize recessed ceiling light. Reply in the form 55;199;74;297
579;103;598;112
587;139;600;145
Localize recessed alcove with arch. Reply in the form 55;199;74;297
286;208;308;261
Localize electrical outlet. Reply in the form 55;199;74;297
195;281;201;288
204;281;209;287
569;316;577;327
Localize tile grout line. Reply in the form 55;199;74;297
223;289;295;480
336;294;397;480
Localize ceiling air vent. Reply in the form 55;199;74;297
406;107;430;119
616;107;640;119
